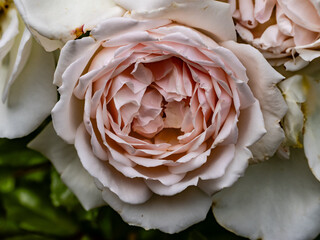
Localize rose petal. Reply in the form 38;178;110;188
0;37;57;138
124;0;236;42
279;75;306;146
277;0;320;32
52;38;100;143
102;186;212;233
212;148;320;240
28;123;105;210
304;77;320;182
0;9;19;61
2;28;32;101
199;146;250;195
222;41;287;161
75;123;153;204
14;0;125;50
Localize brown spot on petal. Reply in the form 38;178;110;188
0;0;12;14
73;25;91;39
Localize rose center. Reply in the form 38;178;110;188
105;56;214;148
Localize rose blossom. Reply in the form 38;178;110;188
24;0;287;233
0;0;57;138
224;0;320;70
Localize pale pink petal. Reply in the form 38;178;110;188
102;186;212;233
222;41;287;161
277;0;320;32
75;124;153;204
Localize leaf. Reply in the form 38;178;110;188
0;171;15;193
0;149;47;167
3;188;79;236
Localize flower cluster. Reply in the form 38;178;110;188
1;0;320;239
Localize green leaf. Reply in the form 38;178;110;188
0;149;47;167
188;231;207;240
3;188;79;237
0;171;15;193
3;235;55;240
0;217;20;235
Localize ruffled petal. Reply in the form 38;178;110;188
75;123;153;205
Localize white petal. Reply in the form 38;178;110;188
304;77;320;182
114;0;190;11
284;56;309;71
213;148;320;240
102;186;212;233
0;9;19;61
28;123;105;210
61;158;106;210
91;17;171;42
2;28;32;101
28;123;74;173
279;75;306;146
0;37;57;138
14;0;125;51
124;0;236;42
222;41;287;161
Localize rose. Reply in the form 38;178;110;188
23;0;287;233
0;0;57;138
224;0;320;70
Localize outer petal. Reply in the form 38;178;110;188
213;148;320;240
304;77;320;182
0;9;19;61
2;28;32;101
122;0;236;42
52;37;100;144
0;36;57;138
199;101;265;195
278;75;306;147
102;186;212;234
222;41;287;161
75;124;153;205
28;123;105;210
14;0;125;51
310;0;320;15
114;0;193;11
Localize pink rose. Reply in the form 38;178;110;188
226;0;320;70
25;0;287;233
